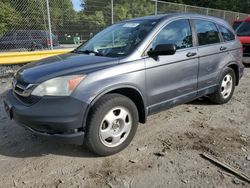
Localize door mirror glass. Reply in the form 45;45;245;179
148;44;176;56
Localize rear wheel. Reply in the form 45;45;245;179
86;94;139;156
210;67;236;104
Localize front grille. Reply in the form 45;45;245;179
14;82;27;93
12;78;40;105
243;44;250;56
14;92;41;105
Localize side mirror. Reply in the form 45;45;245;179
148;44;177;56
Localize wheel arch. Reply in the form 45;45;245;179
219;62;239;86
227;63;239;85
83;85;147;128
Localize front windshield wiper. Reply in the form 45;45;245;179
72;49;103;56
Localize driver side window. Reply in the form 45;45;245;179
152;19;193;50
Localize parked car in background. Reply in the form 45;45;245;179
0;30;59;51
234;17;250;64
233;19;244;30
4;14;244;156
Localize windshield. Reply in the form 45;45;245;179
236;21;250;36
75;19;159;57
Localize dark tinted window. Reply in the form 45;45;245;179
31;31;44;39
16;32;29;40
233;22;242;30
219;25;235;41
194;20;220;46
3;32;14;38
152;19;193;50
1;32;15;41
236;21;250;36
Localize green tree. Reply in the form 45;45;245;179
50;0;77;30
0;1;20;36
4;0;47;30
113;0;154;21
167;0;250;13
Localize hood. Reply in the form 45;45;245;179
15;53;119;84
238;36;250;44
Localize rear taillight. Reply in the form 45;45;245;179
45;38;51;47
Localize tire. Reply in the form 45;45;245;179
209;67;236;104
86;93;139;156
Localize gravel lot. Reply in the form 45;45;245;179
0;65;249;188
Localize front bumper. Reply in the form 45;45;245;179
4;90;88;145
239;63;244;80
242;56;250;64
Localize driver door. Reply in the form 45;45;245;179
145;19;199;114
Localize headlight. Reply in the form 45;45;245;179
32;75;86;96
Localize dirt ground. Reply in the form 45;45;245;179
0;66;249;188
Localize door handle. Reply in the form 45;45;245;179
220;46;227;51
186;52;197;57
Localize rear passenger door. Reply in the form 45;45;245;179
218;25;241;63
193;19;228;95
16;32;31;49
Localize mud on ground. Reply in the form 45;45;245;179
0;66;249;188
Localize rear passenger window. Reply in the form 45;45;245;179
194;20;220;46
152;19;193;50
218;25;235;41
31;31;44;39
1;33;14;41
16;32;29;40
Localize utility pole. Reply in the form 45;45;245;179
111;0;114;24
155;0;158;15
46;0;53;50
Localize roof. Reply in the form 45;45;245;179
244;16;250;21
234;16;250;22
124;13;231;27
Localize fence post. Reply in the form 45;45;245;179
111;0;114;24
206;8;209;15
184;5;187;13
46;0;53;50
155;0;158;15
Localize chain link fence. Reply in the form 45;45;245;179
156;1;248;23
0;0;248;52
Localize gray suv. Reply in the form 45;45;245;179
4;14;244;156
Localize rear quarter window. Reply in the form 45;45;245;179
218;25;235;42
194;20;221;46
1;32;15;41
31;31;44;39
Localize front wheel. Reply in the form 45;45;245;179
209;67;236;104
86;94;139;156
